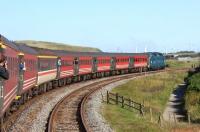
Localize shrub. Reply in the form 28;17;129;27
188;73;200;91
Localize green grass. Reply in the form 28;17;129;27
15;40;101;52
166;59;200;69
102;104;163;132
102;71;187;132
112;72;186;111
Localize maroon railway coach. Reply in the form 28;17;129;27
0;36;19;117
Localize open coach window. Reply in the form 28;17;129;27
74;58;79;65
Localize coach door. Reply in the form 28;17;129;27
110;57;116;70
92;57;97;73
56;57;61;79
73;57;79;76
0;43;5;114
129;57;134;68
18;53;25;95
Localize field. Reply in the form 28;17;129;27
15;40;101;52
102;71;187;132
166;59;200;69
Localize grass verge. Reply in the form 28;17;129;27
185;72;200;123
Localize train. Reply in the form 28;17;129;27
0;34;165;123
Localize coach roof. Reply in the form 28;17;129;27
0;34;19;51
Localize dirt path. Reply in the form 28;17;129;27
163;83;187;122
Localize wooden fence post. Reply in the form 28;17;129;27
122;96;124;108
150;107;153;122
158;113;162;127
129;98;131;108
101;92;104;102
116;93;118;105
173;113;177;125
188;113;191;125
107;91;109;104
140;104;144;115
143;100;145;107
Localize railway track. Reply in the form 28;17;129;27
47;68;190;132
47;70;166;132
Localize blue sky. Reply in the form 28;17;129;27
0;0;200;53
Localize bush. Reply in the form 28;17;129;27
188;73;200;91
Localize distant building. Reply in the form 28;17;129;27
177;57;192;61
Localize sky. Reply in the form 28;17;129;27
0;0;200;53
